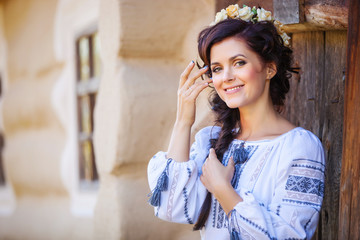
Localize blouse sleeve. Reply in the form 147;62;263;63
227;130;325;240
147;126;220;224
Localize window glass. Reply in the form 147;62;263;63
79;37;90;81
75;32;100;190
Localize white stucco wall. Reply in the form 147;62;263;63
0;0;217;239
0;0;16;218
0;0;95;239
53;0;100;217
94;0;215;239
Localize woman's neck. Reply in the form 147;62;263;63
237;100;284;141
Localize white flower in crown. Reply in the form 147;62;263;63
257;8;272;21
274;20;291;45
212;9;228;25
281;32;291;46
226;4;240;18
273;20;285;33
238;6;254;21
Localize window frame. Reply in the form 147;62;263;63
74;28;101;192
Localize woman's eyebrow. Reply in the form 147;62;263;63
211;54;247;66
230;53;246;61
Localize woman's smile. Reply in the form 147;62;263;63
224;84;244;93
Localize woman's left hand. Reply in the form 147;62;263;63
200;148;235;197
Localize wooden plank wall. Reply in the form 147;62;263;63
284;31;347;239
338;0;360;238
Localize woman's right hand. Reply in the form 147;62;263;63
167;61;211;162
176;61;212;127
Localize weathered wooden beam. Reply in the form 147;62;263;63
338;0;360;239
283;3;348;32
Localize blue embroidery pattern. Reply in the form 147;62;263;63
282;158;325;209
229;144;257;189
276;205;281;216
189;144;197;160
212;198;217;228
282;199;321;208
217;204;225;228
228;209;276;240
285;175;324;197
182;187;193;224
291;164;325;173
293;158;325;167
186;167;191;179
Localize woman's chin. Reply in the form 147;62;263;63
225;102;241;109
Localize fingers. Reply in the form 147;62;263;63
226;156;235;179
202;157;208;175
200;163;210;191
208;148;217;160
182;65;209;90
227;156;235;168
200;174;207;188
178;79;211;108
187;80;210;98
179;60;209;89
179;61;195;88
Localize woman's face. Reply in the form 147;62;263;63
210;37;274;110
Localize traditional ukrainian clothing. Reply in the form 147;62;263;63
148;126;325;240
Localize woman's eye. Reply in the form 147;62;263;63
212;67;221;73
235;60;246;66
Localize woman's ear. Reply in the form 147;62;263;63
266;62;277;79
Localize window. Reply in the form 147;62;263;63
75;32;101;191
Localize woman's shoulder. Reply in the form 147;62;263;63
281;127;324;158
270;127;325;178
286;127;322;145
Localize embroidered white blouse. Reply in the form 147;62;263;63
147;126;325;240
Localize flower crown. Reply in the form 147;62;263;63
210;4;290;46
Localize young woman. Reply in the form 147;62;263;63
148;5;325;240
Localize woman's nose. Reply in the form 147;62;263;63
223;68;235;82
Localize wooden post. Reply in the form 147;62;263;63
338;0;360;239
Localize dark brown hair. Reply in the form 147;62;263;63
193;18;294;230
